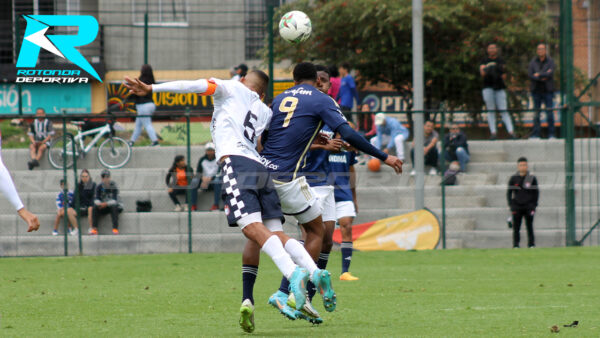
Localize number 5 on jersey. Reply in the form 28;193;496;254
280;96;298;128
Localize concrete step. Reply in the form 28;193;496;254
1;212;301;237
0;233;250;256
1;145;212;171
444;229;566;249
0;190;219;214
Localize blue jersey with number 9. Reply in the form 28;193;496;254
260;84;347;181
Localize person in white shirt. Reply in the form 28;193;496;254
124;70;330;334
0;130;40;232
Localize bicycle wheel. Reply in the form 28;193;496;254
97;136;131;169
48;137;76;169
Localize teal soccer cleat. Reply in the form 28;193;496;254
268;290;296;320
288;266;309;311
312;269;337;312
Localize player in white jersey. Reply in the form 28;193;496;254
0;130;40;232
124;71;335;333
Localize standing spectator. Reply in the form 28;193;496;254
91;169;122;235
443;124;470;172
410;120;439;176
166;155;194;212
231;63;248;81
129;64;159;147
77;169;96;232
507;157;539;248
327;65;341;100
528;43;556;139
480;44;515;140
53;179;78;236
191;143;222;211
27;107;54;170
337;63;360;120
371;113;409;161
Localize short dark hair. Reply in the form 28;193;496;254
293;62;317;82
60;179;65;185
517;157;528;163
328;65;339;78
36;107;45;113
340;63;351;71
315;64;330;75
101;169;111;178
249;69;269;94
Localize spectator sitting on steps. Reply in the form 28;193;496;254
370;112;409;162
90;169;122;235
166;155;194;212
53;179;79;236
27;107;54;170
410;120;439;176
443;123;470;172
191;143;222;211
78;169;96;232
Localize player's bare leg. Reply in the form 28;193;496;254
239;222;310;333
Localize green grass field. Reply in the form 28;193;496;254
1;247;599;337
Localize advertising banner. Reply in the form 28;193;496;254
332;209;440;251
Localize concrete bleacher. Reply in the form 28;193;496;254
1;139;598;256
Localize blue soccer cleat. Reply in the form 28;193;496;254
288;266;309;311
312;269;337;312
268;290;296;320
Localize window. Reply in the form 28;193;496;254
132;0;188;27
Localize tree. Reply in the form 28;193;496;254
263;0;554;110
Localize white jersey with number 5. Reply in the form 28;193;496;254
152;78;272;163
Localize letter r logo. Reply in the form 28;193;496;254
16;15;101;82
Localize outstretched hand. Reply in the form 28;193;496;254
384;155;403;174
18;208;40;232
124;76;152;96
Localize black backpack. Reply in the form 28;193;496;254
136;200;152;212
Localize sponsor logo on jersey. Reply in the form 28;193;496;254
328;154;347;163
284;88;313;96
259;156;279;170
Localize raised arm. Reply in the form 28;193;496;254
124;77;216;96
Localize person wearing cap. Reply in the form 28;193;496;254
370;112;410;161
231;64;249;81
53;179;79;236
91;169;122;235
191;142;222;211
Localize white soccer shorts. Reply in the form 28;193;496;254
312;185;336;222
273;176;322;224
336;201;356;220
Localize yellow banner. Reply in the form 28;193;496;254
355;209;440;251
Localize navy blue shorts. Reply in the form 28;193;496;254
220;155;284;227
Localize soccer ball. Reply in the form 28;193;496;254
279;11;312;44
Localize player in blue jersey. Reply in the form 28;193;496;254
241;62;403;323
329;141;360;281
125;71;324;333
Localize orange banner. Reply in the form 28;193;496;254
333;209;440;251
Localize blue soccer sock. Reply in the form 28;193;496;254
242;264;258;304
308;251;330;300
341;242;353;273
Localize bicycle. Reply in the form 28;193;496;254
48;119;131;169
